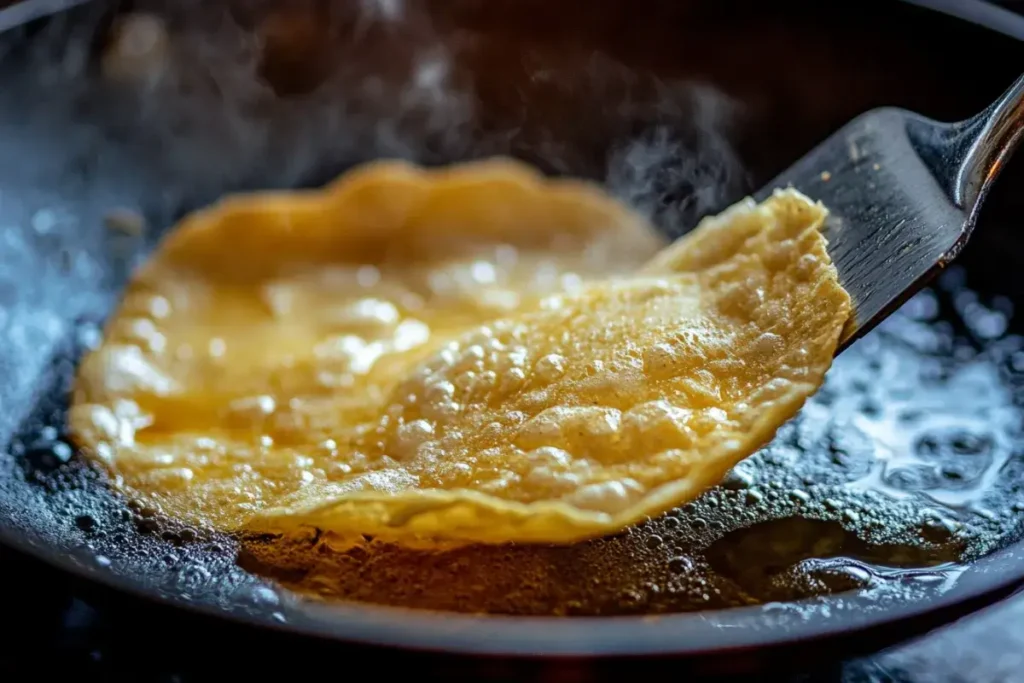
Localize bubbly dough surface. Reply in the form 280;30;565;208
70;159;850;545
69;159;665;533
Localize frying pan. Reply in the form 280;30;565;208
2;0;1024;679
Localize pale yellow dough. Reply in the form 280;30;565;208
70;158;850;546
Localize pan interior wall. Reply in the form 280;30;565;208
0;0;1022;619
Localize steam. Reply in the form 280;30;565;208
607;86;749;237
358;0;406;24
0;0;750;235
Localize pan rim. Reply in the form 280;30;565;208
2;515;1023;658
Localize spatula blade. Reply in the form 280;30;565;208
754;108;969;351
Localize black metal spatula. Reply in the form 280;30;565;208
755;74;1024;352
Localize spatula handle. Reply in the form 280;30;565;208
955;73;1024;216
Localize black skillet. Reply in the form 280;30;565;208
2;0;1024;679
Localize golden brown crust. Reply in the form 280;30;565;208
68;158;665;534
249;188;851;544
69;158;850;546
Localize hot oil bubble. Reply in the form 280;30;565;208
75;514;98;533
720;466;755;490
